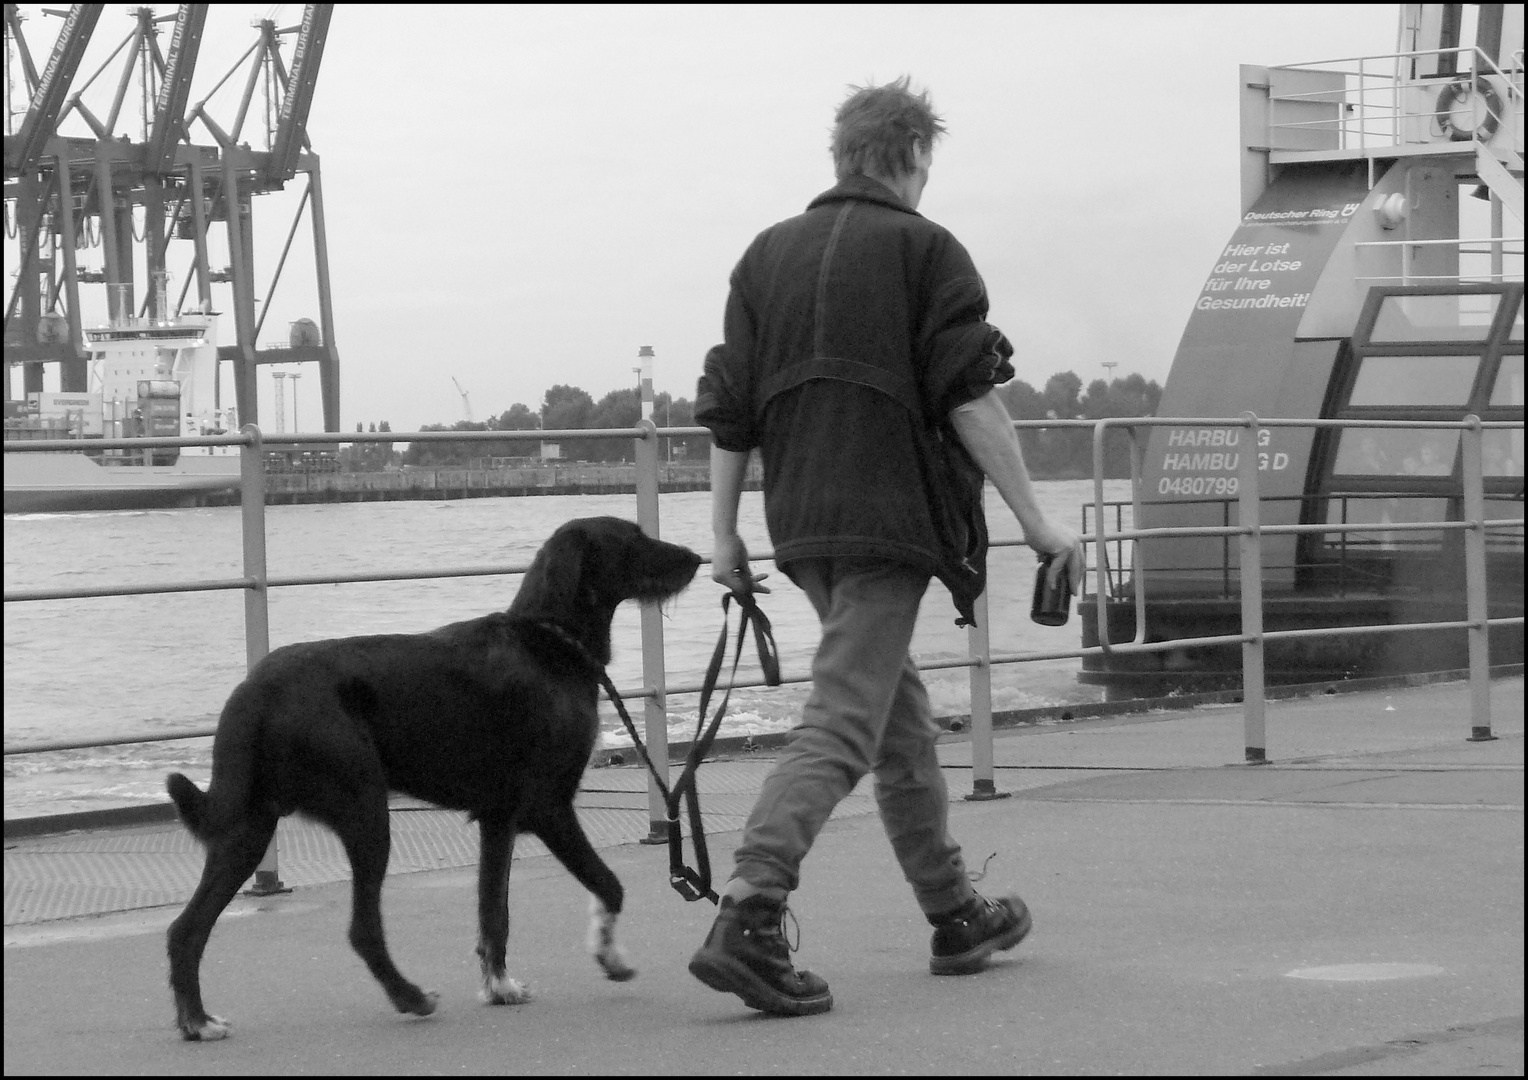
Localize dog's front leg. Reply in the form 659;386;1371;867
533;802;636;982
476;815;532;1005
586;894;636;981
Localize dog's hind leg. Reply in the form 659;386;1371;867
308;787;439;1019
475;813;532;1004
532;804;635;981
167;812;277;1041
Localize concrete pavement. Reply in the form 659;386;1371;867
4;676;1522;1075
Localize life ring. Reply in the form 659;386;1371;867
1435;77;1504;142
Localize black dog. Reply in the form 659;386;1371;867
165;516;702;1040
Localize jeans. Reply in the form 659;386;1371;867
730;557;975;916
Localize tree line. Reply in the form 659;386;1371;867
997;370;1162;478
347;371;1161;478
396;385;709;468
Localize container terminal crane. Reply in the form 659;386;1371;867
3;3;337;511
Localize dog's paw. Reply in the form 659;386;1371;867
180;1014;231;1042
586;895;636;981
480;975;532;1005
392;987;439;1017
595;946;637;982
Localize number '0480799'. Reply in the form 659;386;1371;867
1158;475;1241;496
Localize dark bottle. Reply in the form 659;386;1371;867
1030;552;1072;627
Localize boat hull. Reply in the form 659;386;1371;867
4;452;241;514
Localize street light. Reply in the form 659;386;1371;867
289;372;302;434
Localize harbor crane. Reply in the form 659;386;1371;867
452;376;473;423
3;3;340;431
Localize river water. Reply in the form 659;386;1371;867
3;480;1128;817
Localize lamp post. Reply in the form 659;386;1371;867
289;372;302;434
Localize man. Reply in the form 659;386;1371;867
690;77;1085;1017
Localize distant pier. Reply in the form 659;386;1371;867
210;461;762;506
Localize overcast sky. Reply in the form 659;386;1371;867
17;4;1405;432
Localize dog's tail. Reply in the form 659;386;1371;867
166;772;214;841
166;683;266;842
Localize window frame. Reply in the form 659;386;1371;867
1306;283;1524;572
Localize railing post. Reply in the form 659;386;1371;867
633;348;671;843
239;425;288;894
1129;422;1147;644
1461;416;1495;742
1237;413;1267;763
1091;419;1114;651
964;590;1007;801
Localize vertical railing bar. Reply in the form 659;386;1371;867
1342;495;1352;595
1360;55;1368;151
238;425;287;894
964;590;1005;800
1092;419;1113;649
1130;423;1147;644
1223;499;1232;599
1118;531;1128;595
633;349;670;843
1238;413;1267;763
1461;416;1495;742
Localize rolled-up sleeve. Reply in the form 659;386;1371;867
918;263;1015;420
927;323;1015;417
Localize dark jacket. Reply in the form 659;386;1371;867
695;175;1014;624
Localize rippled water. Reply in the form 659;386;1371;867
3;481;1128;815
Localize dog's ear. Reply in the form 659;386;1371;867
516;525;587;615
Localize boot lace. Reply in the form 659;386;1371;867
967;851;997;883
779;903;801;953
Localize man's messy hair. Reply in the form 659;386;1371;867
830;76;946;181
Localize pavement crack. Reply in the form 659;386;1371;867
1251;1014;1524;1075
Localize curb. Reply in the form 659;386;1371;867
6;665;1520;841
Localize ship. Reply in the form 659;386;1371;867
4;293;241;514
1078;3;1524;696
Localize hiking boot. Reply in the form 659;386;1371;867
688;895;833;1016
928;893;1032;975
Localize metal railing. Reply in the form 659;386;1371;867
1085;413;1522;760
5;415;1523;866
1352;235;1525;287
1263;45;1525;154
1085;488;1524;599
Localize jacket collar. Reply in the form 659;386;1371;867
806;174;921;216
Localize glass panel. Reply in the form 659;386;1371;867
1324;495;1447;549
1349;355;1478;406
1483;429;1523;477
1484;499;1524;554
1508;298;1523;342
1490;355;1524;406
1332;428;1459;476
1369;293;1501;342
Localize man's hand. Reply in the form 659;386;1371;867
711;531;771;596
1025;518;1085;593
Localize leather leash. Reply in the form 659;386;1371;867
593;591;780;904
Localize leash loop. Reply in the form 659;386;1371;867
600;592;779;905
